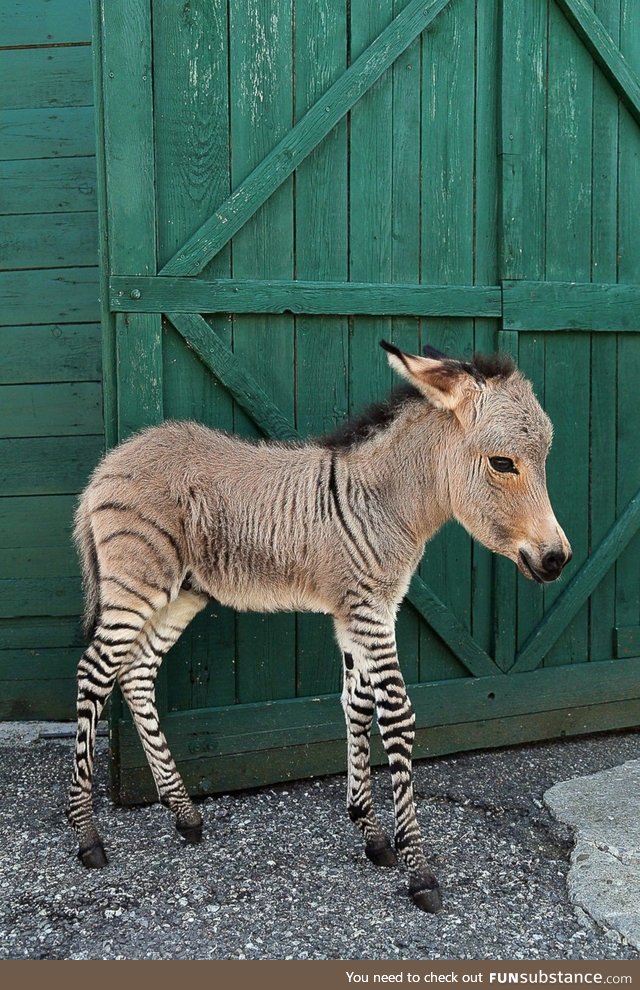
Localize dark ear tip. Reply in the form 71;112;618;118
422;344;448;360
380;339;402;358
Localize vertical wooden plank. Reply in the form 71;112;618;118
152;0;236;712
419;0;477;682
616;0;640;649
507;0;549;655
230;0;297;704
589;0;620;663
543;0;593;666
294;0;348;698
98;0;164;786
390;0;423;684
471;0;499;654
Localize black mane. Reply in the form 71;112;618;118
319;351;515;452
320;384;422;451
471;352;516;380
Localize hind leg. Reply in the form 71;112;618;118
69;631;139;867
118;590;208;841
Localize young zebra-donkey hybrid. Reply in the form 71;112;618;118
69;341;572;913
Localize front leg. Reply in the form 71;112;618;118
340;648;397;867
337;614;442;913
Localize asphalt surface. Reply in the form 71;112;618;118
1;724;639;960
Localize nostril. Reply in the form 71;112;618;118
542;550;564;573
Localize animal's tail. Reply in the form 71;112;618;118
73;501;100;641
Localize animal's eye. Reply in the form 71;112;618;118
489;456;518;475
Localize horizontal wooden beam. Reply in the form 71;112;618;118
503;280;640;331
160;0;453;275
117;695;640;803
112;277;501;317
114;656;640;801
512;488;640;673
554;0;640;127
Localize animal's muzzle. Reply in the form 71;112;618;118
519;547;572;583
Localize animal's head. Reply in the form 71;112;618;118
381;340;572;583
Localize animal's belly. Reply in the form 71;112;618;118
211;580;331;616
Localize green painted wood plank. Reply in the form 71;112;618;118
0;616;83;651
0;0;91;47
498;0;526;279
615;626;640;658
152;0;235;713
589;0;620;664
110;276;502;316
0;435;103;496
0;648;78;681
0;157;97;216
0;545;78;579
0;268;99;326
0;106;95;161
116;655;640;776
0;324;101;385
388;0;424;687
418;0;477;683
0;382;102;439
0;578;82;618
544;6;593;667
229;0;296;706
115;314;162;440
89;0;116;452
0;46;93;111
0;678;76;722
101;0;157;279
471;0;500;657
106;687;640;802
555;0;640;127
408;575;500;678
0;212;98;271
0;495;76;549
167;313;300;442
513;487;640;672
161;0;453;276
116;693;640;803
294;0;349;698
616;1;640;659
507;3;547;655
503;279;640;330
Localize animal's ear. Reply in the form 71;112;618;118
380;339;482;412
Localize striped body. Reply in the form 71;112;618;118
68;345;571;913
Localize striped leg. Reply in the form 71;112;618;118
341;650;397;867
69;630;140;868
337;616;442;913
117;590;208;840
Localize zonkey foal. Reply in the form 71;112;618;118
69;341;571;912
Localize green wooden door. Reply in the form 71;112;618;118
94;0;640;805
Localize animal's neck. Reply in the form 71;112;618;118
343;401;455;549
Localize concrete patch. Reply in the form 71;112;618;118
545;760;640;948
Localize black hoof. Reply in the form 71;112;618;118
79;841;108;869
365;838;398;867
409;881;443;914
176;820;202;844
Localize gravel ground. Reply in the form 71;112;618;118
1;727;639;960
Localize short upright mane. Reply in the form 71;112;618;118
320;384;422;451
471;352;516;380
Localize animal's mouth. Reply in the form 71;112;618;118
518;550;548;584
